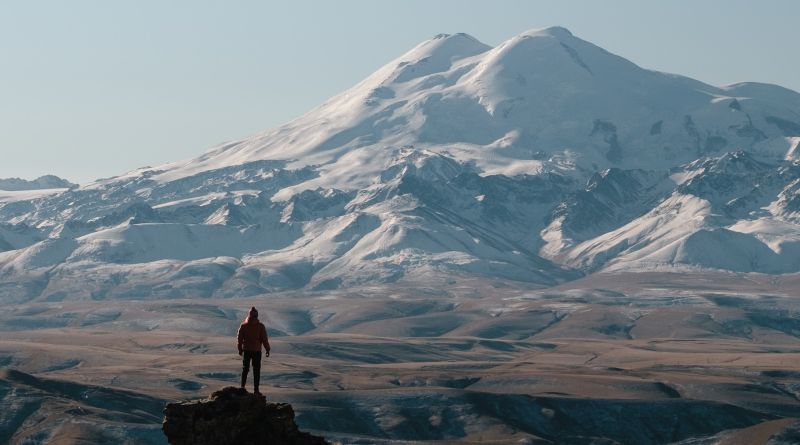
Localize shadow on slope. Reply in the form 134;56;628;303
0;368;166;444
286;390;774;444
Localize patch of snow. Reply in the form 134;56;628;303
0;188;68;203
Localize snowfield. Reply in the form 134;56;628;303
2;26;800;301
0;188;68;203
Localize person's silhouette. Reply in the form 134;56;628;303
236;307;271;395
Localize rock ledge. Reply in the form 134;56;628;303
162;387;329;445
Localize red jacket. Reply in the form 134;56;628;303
237;319;270;353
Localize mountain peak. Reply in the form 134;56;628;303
478;25;596;75
402;31;489;60
431;32;482;42
520;26;575;39
0;175;76;191
385;32;491;84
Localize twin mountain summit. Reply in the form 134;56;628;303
2;26;800;300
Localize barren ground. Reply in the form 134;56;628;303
2;272;800;444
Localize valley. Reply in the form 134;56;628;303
2;274;800;443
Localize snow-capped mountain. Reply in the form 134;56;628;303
2;27;800;301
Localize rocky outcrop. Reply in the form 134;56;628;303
162;387;329;445
0;175;76;191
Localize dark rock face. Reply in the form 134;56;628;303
0;174;76;191
162;387;329;445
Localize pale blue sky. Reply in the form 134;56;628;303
2;0;798;183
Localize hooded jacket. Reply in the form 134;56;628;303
237;316;270;353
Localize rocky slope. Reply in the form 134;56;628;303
162;387;328;445
0;368;165;443
1;27;800;300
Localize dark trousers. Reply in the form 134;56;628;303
241;350;262;391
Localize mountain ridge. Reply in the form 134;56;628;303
1;26;800;301
0;175;76;191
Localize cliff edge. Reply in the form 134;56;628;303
162;387;329;445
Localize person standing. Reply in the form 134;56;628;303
236;307;270;394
